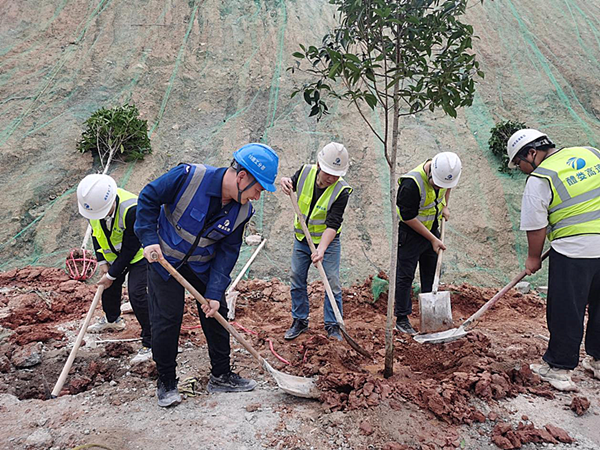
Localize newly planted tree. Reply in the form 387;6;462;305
290;0;484;376
489;120;527;173
77;103;152;170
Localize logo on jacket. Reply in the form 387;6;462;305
567;157;586;170
217;219;231;233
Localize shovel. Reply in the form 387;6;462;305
414;249;550;344
153;253;320;399
51;285;105;398
289;192;370;358
419;218;453;333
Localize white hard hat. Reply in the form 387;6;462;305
431;152;462;189
506;129;551;169
77;174;117;220
317;142;349;176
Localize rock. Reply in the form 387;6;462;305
0;354;12;372
24;428;53;449
58;280;80;293
570;396;591;416
545;424;574;443
359;421;374;435
245;403;261;412
472;411;486;423
515;281;531;294
11;342;43;368
245;234;262;246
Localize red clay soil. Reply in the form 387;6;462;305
0;266;573;447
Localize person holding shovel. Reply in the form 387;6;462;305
280;142;353;341
76;174;152;365
134;143;279;407
507;128;600;391
393;152;462;335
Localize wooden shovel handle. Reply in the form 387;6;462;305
51;285;105;398
431;218;445;294
463;249;551;329
151;253;266;369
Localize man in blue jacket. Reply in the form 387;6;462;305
135;143;279;407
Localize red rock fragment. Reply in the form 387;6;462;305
570;396;590;416
545;424;574;443
359;421;374;436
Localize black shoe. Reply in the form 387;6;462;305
325;324;343;341
395;316;417;335
157;377;182;407
284;318;309;340
207;372;257;393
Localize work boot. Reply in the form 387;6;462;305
284;318;309;340
530;361;577;391
395;316;417;335
87;316;126;333
207;372;257;393
130;346;152;365
582;356;600;380
157;377;182;407
325;324;343;341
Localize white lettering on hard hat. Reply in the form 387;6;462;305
248;155;266;171
512;134;526;148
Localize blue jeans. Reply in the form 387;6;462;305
290;236;343;326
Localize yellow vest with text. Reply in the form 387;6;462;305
90;188;144;264
397;162;447;231
293;165;352;244
529;146;600;241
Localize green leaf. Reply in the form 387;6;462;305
328;62;341;79
292;52;305;59
364;93;378;109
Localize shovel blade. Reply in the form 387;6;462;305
263;360;320;399
413;326;468;344
419;291;453;333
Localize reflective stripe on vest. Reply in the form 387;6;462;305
293;165;352;244
529;147;600;241
157;164;253;271
397;162;447;231
90;189;144;264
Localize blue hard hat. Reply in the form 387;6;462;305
233;143;279;192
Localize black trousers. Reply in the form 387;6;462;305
102;259;151;348
544;248;600;369
394;226;439;317
147;263;230;382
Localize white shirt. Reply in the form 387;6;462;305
520;176;600;258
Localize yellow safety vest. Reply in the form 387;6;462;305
529;147;600;241
293;165;352;244
397;161;447;231
90;188;144;264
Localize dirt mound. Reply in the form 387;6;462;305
234;274;558;431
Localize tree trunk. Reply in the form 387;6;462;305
384;80;400;378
